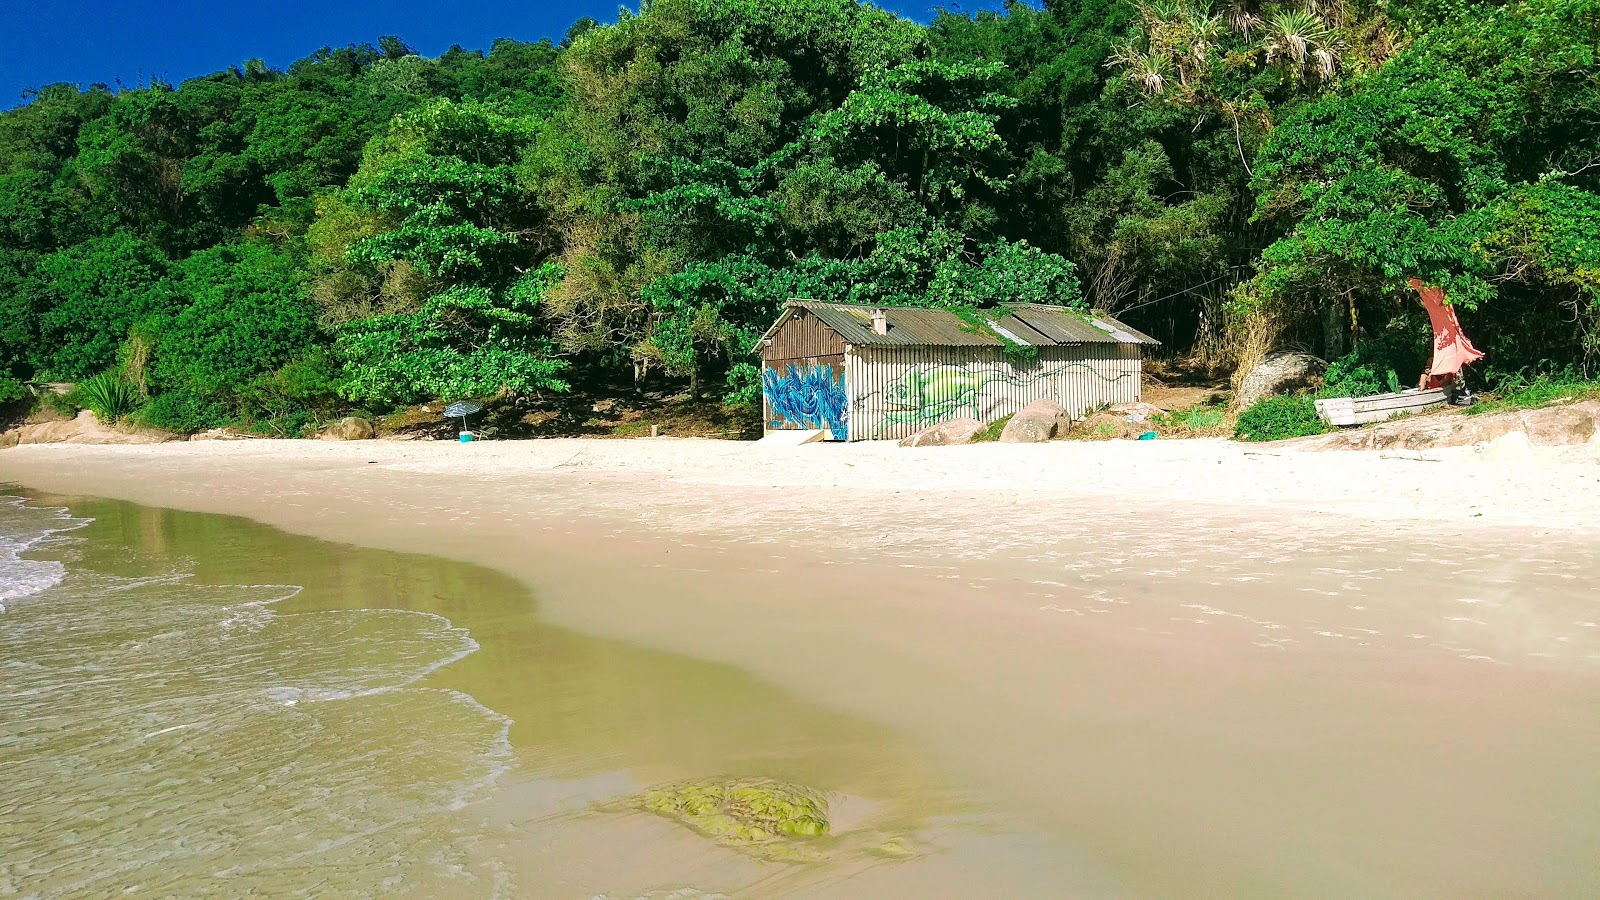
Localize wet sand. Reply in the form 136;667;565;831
3;439;1599;896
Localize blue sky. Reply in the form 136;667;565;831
1;0;1011;109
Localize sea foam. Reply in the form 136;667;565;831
0;495;85;605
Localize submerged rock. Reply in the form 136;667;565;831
639;778;828;861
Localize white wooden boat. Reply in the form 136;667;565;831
1314;388;1448;426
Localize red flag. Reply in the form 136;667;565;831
1408;278;1484;384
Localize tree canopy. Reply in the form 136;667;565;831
0;0;1594;431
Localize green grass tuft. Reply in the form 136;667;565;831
1463;372;1600;416
971;414;1013;442
1154;404;1226;435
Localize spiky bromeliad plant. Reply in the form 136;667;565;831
74;372;143;424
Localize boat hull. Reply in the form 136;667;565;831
1314;388;1448;426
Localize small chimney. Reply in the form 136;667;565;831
870;308;888;336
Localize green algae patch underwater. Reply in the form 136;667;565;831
638;778;830;861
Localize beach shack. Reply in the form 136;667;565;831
757;300;1160;442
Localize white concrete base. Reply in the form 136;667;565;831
757;429;829;448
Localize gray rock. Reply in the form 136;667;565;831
320;416;375;441
1235;352;1327;410
899;417;984;447
999;399;1072;443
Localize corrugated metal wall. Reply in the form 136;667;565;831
845;345;1142;441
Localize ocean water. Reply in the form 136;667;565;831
0;494;514;897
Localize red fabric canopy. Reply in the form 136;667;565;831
1408;278;1484;383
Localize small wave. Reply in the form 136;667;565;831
0;494;90;604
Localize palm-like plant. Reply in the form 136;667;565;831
1264;9;1345;80
1184;9;1226;67
1109;43;1173;96
1111;0;1224;97
1221;0;1261;35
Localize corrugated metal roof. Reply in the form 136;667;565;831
764;300;1160;349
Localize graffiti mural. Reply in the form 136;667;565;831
763;363;849;439
870;361;1135;437
879;365;1012;428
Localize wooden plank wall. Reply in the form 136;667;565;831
763;309;846;363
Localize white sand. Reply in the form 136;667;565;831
7;432;1595;534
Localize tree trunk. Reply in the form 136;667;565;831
1321;299;1347;360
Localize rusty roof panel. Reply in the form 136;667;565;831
988;314;1054;346
781;300;1160;349
802;303;1001;347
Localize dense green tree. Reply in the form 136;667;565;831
1246;0;1600;365
0;0;1596;431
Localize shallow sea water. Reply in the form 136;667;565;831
0;492;1037;898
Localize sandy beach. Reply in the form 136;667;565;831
4;431;1599;535
5;436;1600;896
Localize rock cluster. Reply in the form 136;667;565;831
319;417;375;440
0;411;176;448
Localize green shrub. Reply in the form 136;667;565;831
38;390;78;418
244;410;315;438
1233;395;1328;442
1321;332;1428;398
236;352;343;426
1322;355;1400;398
73;372;143;423
152;243;319;396
0;374;24;406
134;389;232;434
722;363;763;408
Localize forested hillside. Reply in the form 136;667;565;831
1;0;1595;435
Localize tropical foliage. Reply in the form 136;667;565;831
0;0;1594;434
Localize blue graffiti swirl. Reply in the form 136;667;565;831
763;364;849;440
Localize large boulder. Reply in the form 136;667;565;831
899;417;984;447
1234;352;1327;410
999;399;1072;443
319;416;375;441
